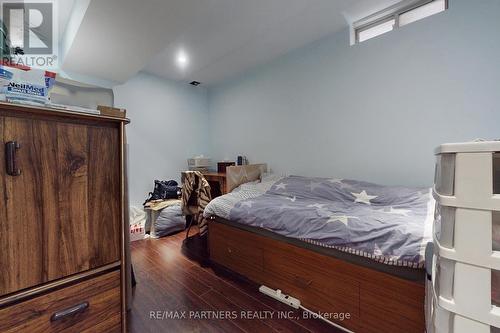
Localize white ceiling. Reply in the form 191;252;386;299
61;0;397;86
144;0;360;86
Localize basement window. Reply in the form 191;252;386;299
353;0;447;44
358;18;396;43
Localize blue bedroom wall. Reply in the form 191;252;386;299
207;0;500;187
114;72;210;205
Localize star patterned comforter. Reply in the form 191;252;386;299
204;175;434;268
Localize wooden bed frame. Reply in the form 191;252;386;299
208;165;425;333
209;220;425;333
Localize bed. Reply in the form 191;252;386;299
204;165;433;333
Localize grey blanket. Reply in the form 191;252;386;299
204;175;434;268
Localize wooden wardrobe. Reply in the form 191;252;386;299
0;102;129;332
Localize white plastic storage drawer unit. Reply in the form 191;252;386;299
430;293;499;333
433;141;500;332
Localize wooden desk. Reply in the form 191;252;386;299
202;172;228;197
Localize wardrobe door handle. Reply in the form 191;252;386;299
50;302;89;322
5;141;21;176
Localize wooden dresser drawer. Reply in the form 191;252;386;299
0;270;121;333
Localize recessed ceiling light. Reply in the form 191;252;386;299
176;50;189;68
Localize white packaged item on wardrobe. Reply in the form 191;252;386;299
0;64;56;105
432;141;500;331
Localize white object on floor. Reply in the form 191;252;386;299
259;285;300;309
258;285;355;333
130;206;147;242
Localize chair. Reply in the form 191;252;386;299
181;171;204;239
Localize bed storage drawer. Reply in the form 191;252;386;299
209;223;263;280
264;248;360;318
263;247;360;332
359;280;425;333
0;271;121;333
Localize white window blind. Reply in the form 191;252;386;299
353;0;447;44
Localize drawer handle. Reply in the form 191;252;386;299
5;141;21;176
50;302;89;322
294;275;313;288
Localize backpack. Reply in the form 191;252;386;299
143;180;180;205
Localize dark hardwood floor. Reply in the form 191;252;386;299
128;229;341;332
